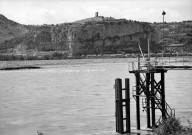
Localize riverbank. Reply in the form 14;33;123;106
0;58;134;69
0;56;191;70
1;52;192;61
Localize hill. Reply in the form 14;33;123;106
0;13;175;60
151;21;192;53
0;14;28;43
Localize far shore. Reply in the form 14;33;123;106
0;55;192;70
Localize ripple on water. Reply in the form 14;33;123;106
0;59;192;135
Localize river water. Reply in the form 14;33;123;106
0;58;192;135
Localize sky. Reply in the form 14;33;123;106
0;0;192;25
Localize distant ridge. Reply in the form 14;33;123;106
0;13;191;61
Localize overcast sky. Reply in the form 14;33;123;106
0;0;192;25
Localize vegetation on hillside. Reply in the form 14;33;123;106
0;14;28;43
0;52;68;61
151;21;192;53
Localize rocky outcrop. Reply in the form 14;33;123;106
0;15;158;56
50;18;158;55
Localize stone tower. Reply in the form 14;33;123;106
95;12;98;17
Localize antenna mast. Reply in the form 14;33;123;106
162;11;166;63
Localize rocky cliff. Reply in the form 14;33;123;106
0;15;159;56
47;17;158;55
65;18;158;55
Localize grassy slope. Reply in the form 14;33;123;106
151;21;192;52
0;14;28;43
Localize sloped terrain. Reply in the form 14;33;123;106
0;14;28;43
151;21;192;52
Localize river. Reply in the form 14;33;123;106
0;58;192;135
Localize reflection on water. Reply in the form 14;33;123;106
0;58;192;135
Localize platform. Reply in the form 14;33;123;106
129;68;167;73
128;57;192;72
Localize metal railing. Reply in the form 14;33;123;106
128;60;158;71
157;56;192;66
128;56;192;71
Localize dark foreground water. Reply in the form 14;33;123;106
0;58;192;135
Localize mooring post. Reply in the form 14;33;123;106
125;78;131;133
136;73;140;130
161;72;166;119
146;73;151;128
115;78;124;133
115;79;118;132
151;73;156;127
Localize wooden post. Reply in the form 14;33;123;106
146;73;151;128
115;79;118;132
161;72;166;119
125;78;131;133
136;73;140;130
115;78;124;133
151;73;156;127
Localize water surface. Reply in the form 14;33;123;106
0;58;192;135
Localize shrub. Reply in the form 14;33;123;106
0;54;25;61
51;52;67;59
154;116;192;135
42;54;52;60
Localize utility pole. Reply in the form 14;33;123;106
162;11;166;63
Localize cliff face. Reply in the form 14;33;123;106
0;15;158;56
50;18;158;55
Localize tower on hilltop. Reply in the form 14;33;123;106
95;12;98;17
